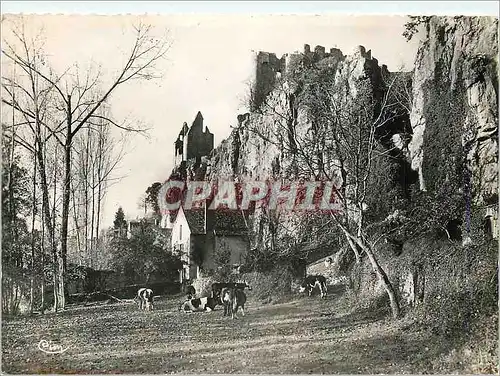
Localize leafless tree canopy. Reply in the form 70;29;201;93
1;16;171;312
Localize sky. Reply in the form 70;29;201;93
2;2;496;229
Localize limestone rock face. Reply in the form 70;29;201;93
169;18;498;251
409;16;498;203
201;45;392;251
207;44;388;186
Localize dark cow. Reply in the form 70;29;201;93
221;288;247;319
179;296;217;313
137;287;154;311
186;285;196;300
299;275;327;298
211;282;251;303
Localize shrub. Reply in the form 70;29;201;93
243;268;295;304
399;236;498;340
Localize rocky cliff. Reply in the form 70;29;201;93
409;16;498;205
172;16;498;253
205;43;403;183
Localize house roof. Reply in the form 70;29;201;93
213;210;248;236
184;208;206;235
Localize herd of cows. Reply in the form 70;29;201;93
136;274;329;319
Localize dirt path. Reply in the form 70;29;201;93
2;289;456;374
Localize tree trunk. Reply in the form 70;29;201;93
339;224;400;319
95;187;102;269
95;127;104;246
54;249;65;312
51;144;62;312
30;147;37;314
57;94;73;311
90;151;96;269
35;125;58;312
40;215;45;315
8;76;18;266
37;130;48;315
345;234;361;263
84;129;90;265
70;177;82;266
355;236;400;318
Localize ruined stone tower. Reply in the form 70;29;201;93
251;44;346;110
173;111;214;166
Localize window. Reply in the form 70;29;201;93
180;225;182;240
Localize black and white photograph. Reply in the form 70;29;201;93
1;2;498;374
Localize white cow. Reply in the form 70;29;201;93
137;287;154;311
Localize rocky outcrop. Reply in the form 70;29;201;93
167;16;498;250
409;16;498;204
210;44;399;182
199;44;409;252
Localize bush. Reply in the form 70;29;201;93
343;258;390;312
399;236;498;340
243;268;295;304
403;16;431;41
67;281;182;305
191;277;217;298
340;230;498;338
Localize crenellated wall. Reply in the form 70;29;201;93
251;44;346;110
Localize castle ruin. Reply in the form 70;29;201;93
173;111;214;166
251;44;346;110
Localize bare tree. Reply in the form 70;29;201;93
2;17;171;311
70;108;125;269
1;28;59;313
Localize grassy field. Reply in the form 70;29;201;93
1;286;491;374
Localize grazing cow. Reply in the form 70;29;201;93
299;275;328;298
186;285;196;300
179;296;217;313
211;282;252;303
221;288;247;319
137;287;154;311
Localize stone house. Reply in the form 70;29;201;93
170;204;250;282
166;111;249;281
